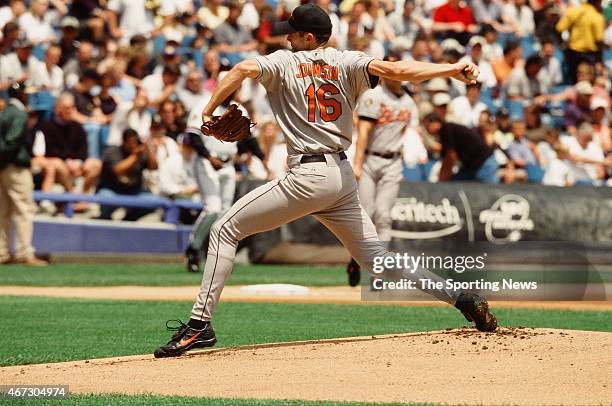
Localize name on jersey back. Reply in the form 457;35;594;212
295;63;339;81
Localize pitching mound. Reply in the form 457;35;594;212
2;328;610;405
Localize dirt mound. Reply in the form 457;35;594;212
1;328;610;405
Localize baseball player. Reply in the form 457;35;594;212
347;52;419;287
154;4;496;358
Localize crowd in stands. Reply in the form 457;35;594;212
0;0;611;223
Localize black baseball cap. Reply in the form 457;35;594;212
274;4;332;36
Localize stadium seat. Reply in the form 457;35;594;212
403;164;423;182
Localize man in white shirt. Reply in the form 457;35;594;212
141;65;181;108
17;0;55;45
0;36;48;91
447;81;488;128
43;44;63;96
561;123;608;185
459;36;496;89
536;38;563;91
177;70;206;112
107;0;156;41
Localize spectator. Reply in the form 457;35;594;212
106;0;156;41
0;35;48;91
493;107;514;149
471;0;503;32
213;0;259;66
506;120;541;171
158;133;199;198
0;1;26;31
0;82;48;266
108;88;152;146
556;0;605;83
537;127;561;170
447;81;487;128
537;37;563;91
493;40;522;85
141;64;181;108
58;16;80;67
480;23;503;63
432;0;477;45
564;81;595;134
202;49;221;93
18;0;56;45
504;54;545;101
39;92;102;194
561;122;608;185
431;92;451;121
524;105;548;143
0;21;20;56
63;41;97;89
152;45;188;76
423;113;499;183
501;0;535;39
387;0;429;46
43;44;64;97
590;98;610;153
177;70;205;112
542;143;575;187
460;35;496;89
157;100;183;141
97;128;158;220
67;68;109;159
198;0;230;31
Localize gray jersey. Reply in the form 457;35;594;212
254;48;377;155
357;85;418;154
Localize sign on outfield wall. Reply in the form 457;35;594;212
238;181;612;263
389;182;611;244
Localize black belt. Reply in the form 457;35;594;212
300;151;347;164
366;149;401;159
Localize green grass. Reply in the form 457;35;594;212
0;394;438;406
1;262;609;287
1;296;610;366
0;263;346;287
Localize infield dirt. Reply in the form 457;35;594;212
1;328;610;405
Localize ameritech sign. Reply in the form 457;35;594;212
389;182;610;244
390;198;462;239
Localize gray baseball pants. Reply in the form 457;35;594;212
358;155;403;243
191;153;457;321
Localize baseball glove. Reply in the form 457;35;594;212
200;104;254;142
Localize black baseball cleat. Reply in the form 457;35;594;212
346;258;361;287
185;246;201;273
455;293;498;332
154;320;217;358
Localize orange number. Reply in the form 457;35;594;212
305;83;342;122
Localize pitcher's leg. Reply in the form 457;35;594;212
191;172;322;321
314;190;457;304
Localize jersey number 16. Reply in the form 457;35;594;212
305;83;342;123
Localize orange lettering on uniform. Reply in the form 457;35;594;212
312;64;322;78
320;65;327;79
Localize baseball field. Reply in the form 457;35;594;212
1;262;611;405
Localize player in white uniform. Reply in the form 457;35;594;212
155;4;496;358
183;96;239;273
347;52;419;286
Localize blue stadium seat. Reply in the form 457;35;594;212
403;164;423;182
28;91;57;121
504;100;525;120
